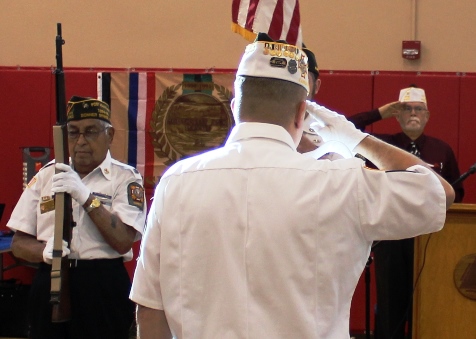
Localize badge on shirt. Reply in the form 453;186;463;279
127;183;145;209
40;196;55;214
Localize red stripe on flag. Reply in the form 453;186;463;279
246;0;261;30
286;1;300;45
268;0;284;40
231;0;240;24
144;72;156;191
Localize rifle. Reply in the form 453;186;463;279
50;22;73;322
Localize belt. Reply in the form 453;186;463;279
68;257;123;268
39;258;123;271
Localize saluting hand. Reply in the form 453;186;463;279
306;100;368;151
378;101;405;119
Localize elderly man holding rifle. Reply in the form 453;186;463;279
7;96;146;339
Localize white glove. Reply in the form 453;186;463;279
51;163;90;205
306;100;368;151
302;113;324;147
43;236;71;264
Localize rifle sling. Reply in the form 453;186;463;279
51;126;67;301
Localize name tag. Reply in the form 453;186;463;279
92;192;112;206
40;196;55;214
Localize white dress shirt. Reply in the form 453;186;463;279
131;122;446;338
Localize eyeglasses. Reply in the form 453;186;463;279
67;127;109;142
402;106;427;114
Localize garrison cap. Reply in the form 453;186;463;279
66;96;111;123
399;87;427;105
302;44;319;77
236;32;309;93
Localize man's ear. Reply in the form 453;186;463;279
315;79;321;95
230;98;241;123
295;100;307;129
107;126;115;143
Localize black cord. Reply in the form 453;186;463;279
389;234;432;339
371;241;381;250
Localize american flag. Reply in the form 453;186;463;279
231;0;302;47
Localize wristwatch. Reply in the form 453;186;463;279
84;197;101;213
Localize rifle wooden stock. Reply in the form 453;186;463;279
50;23;73;323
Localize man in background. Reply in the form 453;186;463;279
297;44;323;154
304;44;321;100
349;86;464;339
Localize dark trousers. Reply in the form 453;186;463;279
373;238;414;339
29;259;134;339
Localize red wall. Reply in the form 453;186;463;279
1;67;475;334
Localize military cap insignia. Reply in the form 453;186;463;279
288;59;298;74
66;96;111;123
270;57;287;69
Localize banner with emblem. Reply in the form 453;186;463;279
97;72;236;192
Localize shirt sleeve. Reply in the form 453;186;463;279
357;165;447;241
111;169;147;236
347;109;382;131
6;171;46;236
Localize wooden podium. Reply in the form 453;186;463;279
413;203;476;338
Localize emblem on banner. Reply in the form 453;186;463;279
150;76;234;166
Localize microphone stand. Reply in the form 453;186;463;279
452;162;476;187
365;241;380;339
365;255;372;339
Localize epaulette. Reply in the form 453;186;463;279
39;161;56;172
112;160;143;180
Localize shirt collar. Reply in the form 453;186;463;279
68;151;112;180
226;122;297;151
96;150;113;180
